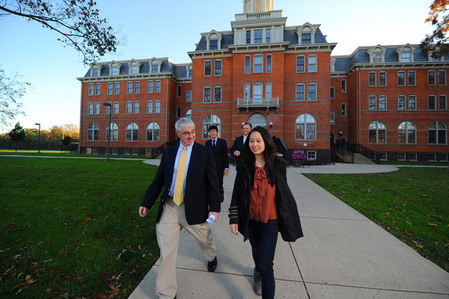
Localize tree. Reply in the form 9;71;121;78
0;0;118;65
0;69;30;127
8;122;26;153
421;0;449;59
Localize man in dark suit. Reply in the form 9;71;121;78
205;125;229;202
230;122;252;164
139;117;220;299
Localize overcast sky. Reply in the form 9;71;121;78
0;0;433;132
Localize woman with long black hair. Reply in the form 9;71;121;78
229;126;303;298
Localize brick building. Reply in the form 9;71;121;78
78;0;449;163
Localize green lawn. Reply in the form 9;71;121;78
0;157;160;298
305;167;449;272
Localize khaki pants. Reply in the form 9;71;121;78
155;198;216;298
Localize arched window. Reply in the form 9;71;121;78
186;109;192;119
295;113;316;140
248;113;267;128
146;122;160;141
106;122;118;141
126;122;139;141
398;121;416;144
369;121;386;143
88;123;99;141
202;114;221;139
429;121;447;144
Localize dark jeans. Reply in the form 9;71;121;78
249;219;278;299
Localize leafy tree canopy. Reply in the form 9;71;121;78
421;0;449;58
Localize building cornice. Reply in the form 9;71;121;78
77;73;176;82
286;42;337;53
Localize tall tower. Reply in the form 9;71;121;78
243;0;273;13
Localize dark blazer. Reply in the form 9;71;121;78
205;138;229;173
230;135;245;160
229;156;303;242
140;142;221;225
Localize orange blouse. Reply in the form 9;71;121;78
250;165;277;223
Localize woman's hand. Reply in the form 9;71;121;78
230;224;239;236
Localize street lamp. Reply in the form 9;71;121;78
34;123;41;153
103;102;112;162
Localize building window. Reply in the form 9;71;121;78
126;101;132;113
114;82;120;94
131;64;138;74
177;85;182;97
253;55;263;73
214;60;222;76
398;121;416;144
295;113;316;141
105;102;111;114
438;70;447;85
341;80;346;93
330;108;335;125
92;68;99;77
266;55;272;73
428;70;436;85
248;113;267;128
369;72;376;87
88;83;94;96
397;71;405;86
151;62;158;73
307;151;317;161
308;83;316;101
148;80;153;93
204;60;212;76
379;72;387;86
429;95;437;110
409;96;416;110
95;83;100;95
134;81;140;94
266;29;271;43
106;122;118;141
408;71;416;86
265;83;272;98
88;102;93;114
301;33;311;44
95;102;100;114
127;81;133;94
246;30;251;44
244;55;251;74
254;29;263;44
147;101;153;113
126;122;138;141
88;123;99;141
186;91;192;102
429;121;447;144
113;101;119;114
330;87;335;99
296;84;305;101
369;121;386;144
155;80;161;93
146;122;160;141
111;66;119;76
203;87;211;103
439;95;447;110
244;83;250;99
308;55;317;72
202;114;221;139
133;101;139;114
369;96;377;111
398;95;406;111
401;51;411;62
188;66;192;78
209;39;218;50
214;86;222;103
296;56;305;73
186;109;191;119
341;103;347;116
253;83;263;101
155;100;160;113
177;106;181;118
379;95;387;111
107;82;113;95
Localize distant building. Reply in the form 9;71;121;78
78;0;449;163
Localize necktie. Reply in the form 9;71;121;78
213;140;216;147
173;147;187;206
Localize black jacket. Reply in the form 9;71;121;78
229;156;303;242
205;138;229;172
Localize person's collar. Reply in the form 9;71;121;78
179;142;194;150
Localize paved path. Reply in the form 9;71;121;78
129;162;449;299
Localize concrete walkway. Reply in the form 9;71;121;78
130;162;449;299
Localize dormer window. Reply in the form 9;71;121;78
91;64;101;77
368;46;386;63
150;59;162;73
129;61;141;75
206;30;223;50
397;45;415;63
187;65;192;78
297;24;316;45
110;62;121;76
